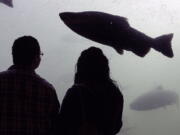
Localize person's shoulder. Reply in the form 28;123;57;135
34;75;59;100
0;70;8;75
34;74;55;91
0;70;13;78
68;84;90;95
110;84;123;99
64;84;83;98
66;84;79;95
71;84;85;90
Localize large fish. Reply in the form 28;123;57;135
130;86;179;111
0;0;13;7
60;11;174;58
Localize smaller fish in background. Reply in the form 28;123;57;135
60;11;174;58
130;86;179;111
0;0;13;8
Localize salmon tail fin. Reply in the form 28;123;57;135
153;33;174;58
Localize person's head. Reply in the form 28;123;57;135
12;36;41;69
75;47;111;84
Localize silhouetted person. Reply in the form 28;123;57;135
0;36;60;135
59;47;123;135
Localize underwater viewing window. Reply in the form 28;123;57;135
0;0;180;135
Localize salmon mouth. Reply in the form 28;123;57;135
59;13;70;22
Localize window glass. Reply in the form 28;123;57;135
0;0;180;135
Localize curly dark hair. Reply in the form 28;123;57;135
74;47;115;85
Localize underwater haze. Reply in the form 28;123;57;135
0;0;180;135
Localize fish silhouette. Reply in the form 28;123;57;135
0;0;13;7
60;11;174;58
130;86;179;111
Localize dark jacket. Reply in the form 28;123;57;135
59;83;123;135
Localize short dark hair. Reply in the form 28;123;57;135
12;36;40;65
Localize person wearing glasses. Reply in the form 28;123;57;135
0;36;60;135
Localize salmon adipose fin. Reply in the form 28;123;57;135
114;46;124;55
153;34;174;58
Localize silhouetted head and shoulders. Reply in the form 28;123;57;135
0;36;60;135
0;36;52;88
70;47;122;98
60;47;123;135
